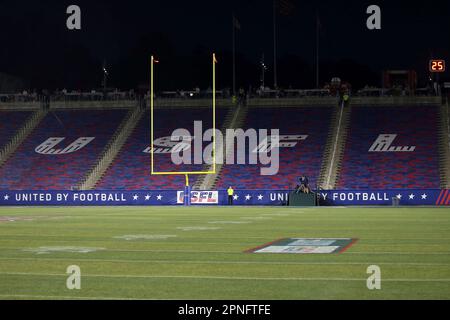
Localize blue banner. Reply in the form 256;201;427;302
0;189;448;206
318;189;446;206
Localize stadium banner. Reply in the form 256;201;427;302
177;191;219;204
0;189;448;206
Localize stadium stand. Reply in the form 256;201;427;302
215;106;333;189
337;105;441;189
96;107;229;189
0;109;127;190
0;97;444;191
0;110;32;150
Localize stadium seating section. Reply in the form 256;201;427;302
0;109;126;189
97;107;229;189
216;106;333;189
337;105;440;189
0;110;31;150
0;104;443;190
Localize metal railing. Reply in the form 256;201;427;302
0;93;42;103
0;87;443;104
50;91;137;102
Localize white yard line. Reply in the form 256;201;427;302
0;271;449;282
0;257;448;266
0;294;146;300
2;235;450;241
0;247;449;255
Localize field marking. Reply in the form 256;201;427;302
0;257;448;267
1;246;450;255
347;251;450;255
23;246;106;255
0;294;147;300
240;216;273;219
261;213;291;217
1;214;449;221
113;235;177;241
176;226;222;231
340;238;359;254
3;235;450;241
1;271;450;282
208;221;251;224
244;238;287;253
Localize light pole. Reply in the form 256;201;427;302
102;60;109;95
260;54;268;89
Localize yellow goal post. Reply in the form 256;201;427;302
150;53;218;186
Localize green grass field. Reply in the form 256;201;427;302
0;206;449;300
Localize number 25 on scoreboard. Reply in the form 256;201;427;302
429;59;446;73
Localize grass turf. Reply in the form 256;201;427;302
0;206;449;300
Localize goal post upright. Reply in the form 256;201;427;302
150;53;218;205
212;53;217;175
184;174;190;206
150;55;155;175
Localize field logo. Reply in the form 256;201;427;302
246;238;358;254
366;265;381;290
35;137;95;154
369;134;415;152
66;265;81;290
177;191;219;204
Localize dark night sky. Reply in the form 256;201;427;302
0;0;449;90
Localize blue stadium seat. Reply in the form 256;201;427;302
97;107;228;189
337;106;440;189
216;106;333;189
0;111;31;150
0;109;126;190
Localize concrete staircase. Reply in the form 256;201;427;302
317;102;351;189
0;108;48;168
438;99;450;188
192;104;248;190
78;106;145;190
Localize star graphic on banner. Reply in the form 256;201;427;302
145;194;151;201
133;194;139;200
245;194;252;201
396;194;402;199
409;194;415;200
233;194;239;200
421;193;427;200
157;195;163;201
257;194;264;200
3;194;9;200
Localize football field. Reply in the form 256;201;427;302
0;206;449;300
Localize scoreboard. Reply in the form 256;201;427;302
429;59;446;73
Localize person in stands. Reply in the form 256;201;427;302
299;175;310;194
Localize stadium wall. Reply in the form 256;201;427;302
0;102;41;110
0;189;448;206
350;96;441;106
